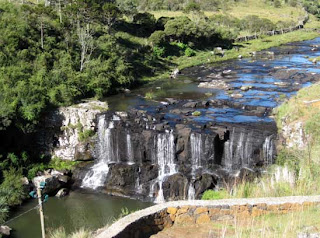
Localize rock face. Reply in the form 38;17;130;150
38;101;108;161
280;119;307;149
77;106;276;202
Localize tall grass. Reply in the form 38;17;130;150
214;206;320;238
49;228;92;238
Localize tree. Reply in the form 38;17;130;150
101;2;122;32
183;1;201;13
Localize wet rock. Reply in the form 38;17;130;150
183;102;198;108
198;80;229;90
274;82;290;87
32;175;62;195
0;226;11;236
194;174;217;199
166;98;179;105
230;93;244;98
56;188;69;198
240;86;253;91
163;174;188;200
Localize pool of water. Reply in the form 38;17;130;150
7;191;152;238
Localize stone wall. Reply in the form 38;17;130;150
95;196;320;238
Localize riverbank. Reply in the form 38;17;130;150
143;29;320;82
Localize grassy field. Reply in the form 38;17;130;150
151;0;305;23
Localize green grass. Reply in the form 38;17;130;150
151;0;305;23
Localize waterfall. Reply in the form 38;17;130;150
154;130;177;203
126;133;134;164
190;133;202;172
263;135;275;165
188;182;196;201
188;133;203;200
223;128;235;170
81;116;114;189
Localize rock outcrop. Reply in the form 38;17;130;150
38;100;108;161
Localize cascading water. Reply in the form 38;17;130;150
188;133;202;200
126;133;134;164
81;116;114;189
154;130;177;203
263;135;275;165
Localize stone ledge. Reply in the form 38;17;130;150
95;195;320;238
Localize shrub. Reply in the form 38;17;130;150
149;31;167;46
145;92;155;100
0;168;26;206
185;47;196;57
153;46;166;57
79;129;95;142
0;197;8;224
183;1;201;13
202;189;229;200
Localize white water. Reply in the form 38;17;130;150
190;133;202;172
263;135;274;165
223;128;235;170
223;129;254;169
154;130;177;203
81;116;114;189
126;133;134;164
188;133;203;200
188;182;196;200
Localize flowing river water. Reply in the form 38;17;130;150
6;37;320;237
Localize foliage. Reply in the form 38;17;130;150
149;30;167;46
185;47;196;57
0;197;9;224
145;92;155;100
49;228;92;238
153;46;166;57
201;189;229;200
0;168;26;206
183;1;201;13
79;129;96;142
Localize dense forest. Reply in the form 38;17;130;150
0;0;320;224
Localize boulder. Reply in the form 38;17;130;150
56;188;69;198
32;175;62;195
0;226;11;236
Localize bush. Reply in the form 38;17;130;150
0;197;8;224
149;31;167;46
153;46;166;57
202;189;229;200
183;1;201;13
79;129;95;142
0;168;26;206
185;47;196;57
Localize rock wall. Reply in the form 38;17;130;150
280;119;307;149
37;101;108;161
95;196;320;238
